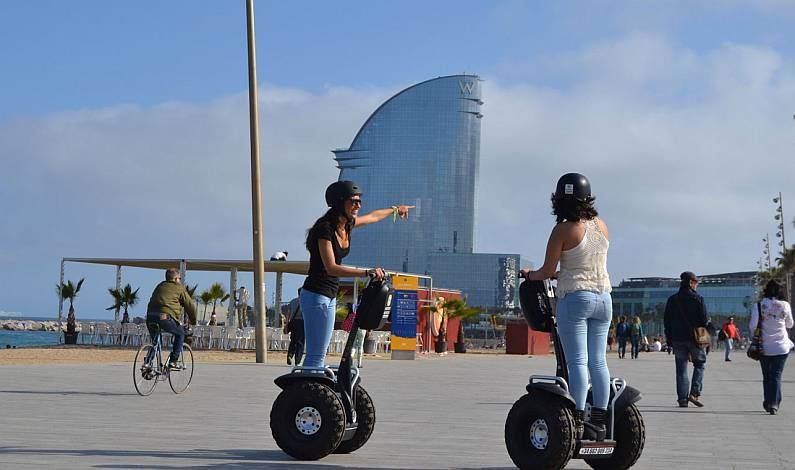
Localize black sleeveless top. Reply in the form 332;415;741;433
302;220;351;298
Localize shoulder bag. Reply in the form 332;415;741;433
747;303;764;361
676;294;711;348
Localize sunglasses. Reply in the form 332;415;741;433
349;198;363;207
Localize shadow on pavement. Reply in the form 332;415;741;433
0;389;135;397
0;447;515;470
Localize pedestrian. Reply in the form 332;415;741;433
629;316;644;359
236;286;249;327
299;180;414;369
720;316;740;361
751;280;794;415
615;316;629;358
520;173;612;441
285;288;305;366
664;271;709;408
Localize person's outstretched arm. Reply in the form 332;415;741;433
354;205;415;228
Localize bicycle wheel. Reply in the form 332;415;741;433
168;344;194;394
133;344;158;396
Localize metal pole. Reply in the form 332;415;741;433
779;192;786;250
275;272;283;327
115;265;122;323
229;268;238;327
246;0;267;363
58;259;65;344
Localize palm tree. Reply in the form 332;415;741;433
776;247;795;273
184;283;199;324
208;282;230;325
199;291;213;324
106;287;123;322
118;284;140;324
56;278;85;333
439;297;483;351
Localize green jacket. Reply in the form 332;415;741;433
147;280;197;324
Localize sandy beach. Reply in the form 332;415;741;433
0;345;408;365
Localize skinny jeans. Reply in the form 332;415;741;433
555;290;612;410
299;289;336;368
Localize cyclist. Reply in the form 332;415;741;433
300;180;414;368
146;268;197;369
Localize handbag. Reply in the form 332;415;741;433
676;294;711;348
747;303;764;361
341;308;357;333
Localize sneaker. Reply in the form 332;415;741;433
725;358;732;362
678;400;688;408
769;407;778;415
688;394;704;407
286;356;292;365
168;360;183;371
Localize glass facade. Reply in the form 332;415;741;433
429;253;520;308
611;272;757;335
333;75;518;308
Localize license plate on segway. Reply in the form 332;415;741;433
577;440;616;458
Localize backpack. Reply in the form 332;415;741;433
718;329;727;341
519;279;554;332
630;323;641;337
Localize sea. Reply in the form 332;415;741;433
0;316;109;348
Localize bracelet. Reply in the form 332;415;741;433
392;205;398;223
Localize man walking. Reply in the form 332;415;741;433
664;271;709;408
721;316;740;362
285;288;304;366
236;286;249;327
615;316;629;358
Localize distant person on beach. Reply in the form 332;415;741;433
721;316;740;361
664;271;708;408
285;288;304;366
521;173;612;441
236;286;249;327
629;316;644;359
300;180;414;369
750;280;794;415
146;268;197;368
615;316;629;358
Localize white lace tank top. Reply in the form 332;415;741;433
557;218;612;299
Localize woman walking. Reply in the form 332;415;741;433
300;180;414;369
750;280;794;415
521;173;612;441
630;316;644;359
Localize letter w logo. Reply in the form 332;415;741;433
459;81;475;95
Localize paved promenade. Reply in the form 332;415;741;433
0;349;793;469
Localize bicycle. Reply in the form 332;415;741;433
133;321;194;396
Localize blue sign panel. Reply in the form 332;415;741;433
391;290;418;340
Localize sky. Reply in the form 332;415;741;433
2;0;795;320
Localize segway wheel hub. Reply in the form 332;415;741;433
295;406;323;435
529;418;549;450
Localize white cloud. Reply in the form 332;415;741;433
2;34;795;316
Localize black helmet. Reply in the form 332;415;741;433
325;180;362;208
554;173;591;201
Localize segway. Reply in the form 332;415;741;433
270;276;392;460
504;278;645;470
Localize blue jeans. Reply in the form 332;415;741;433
724;338;733;360
556;290;612;410
760;354;788;409
630;336;641;359
673;341;706;401
146;315;184;362
299;289;336;368
617;337;627;358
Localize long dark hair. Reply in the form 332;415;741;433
305;207;353;251
551;195;598;224
763;280;783;300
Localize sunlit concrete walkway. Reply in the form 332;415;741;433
0;349;793;469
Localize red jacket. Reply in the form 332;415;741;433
722;323;739;340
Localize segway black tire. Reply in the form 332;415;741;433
270;381;346;460
334;384;376;454
585;403;645;470
505;393;576;470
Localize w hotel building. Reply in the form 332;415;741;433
332;75;519;309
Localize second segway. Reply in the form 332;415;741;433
270;276;392;460
504;278;646;470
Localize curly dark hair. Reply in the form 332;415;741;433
551;195;598;224
763;280;783;300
